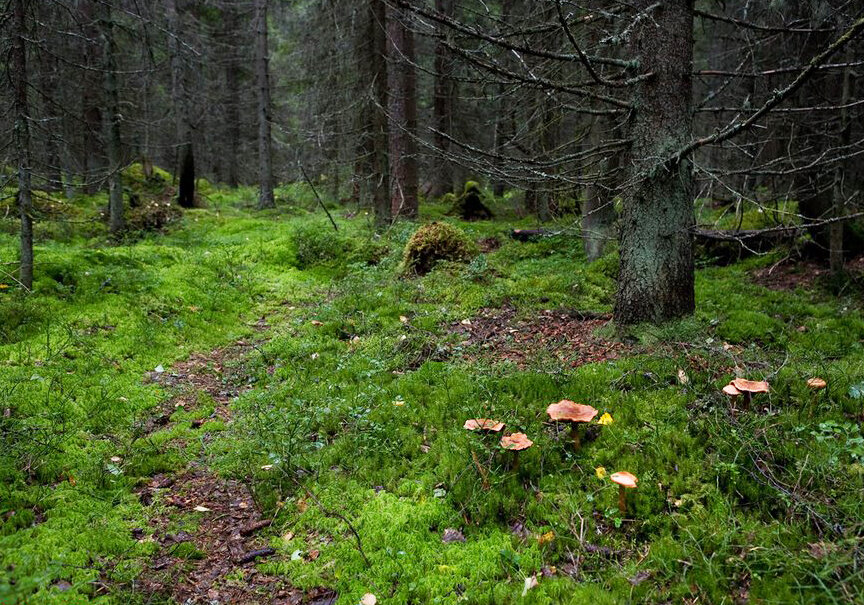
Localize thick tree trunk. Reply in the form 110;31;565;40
255;0;275;209
104;4;125;235
387;5;418;219
358;0;391;225
167;0;195;208
429;0;455;198
12;0;33;290
615;1;696;325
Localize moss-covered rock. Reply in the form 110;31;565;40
402;222;474;276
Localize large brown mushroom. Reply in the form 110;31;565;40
723;378;769;410
610;471;638;515
500;432;533;470
546;400;598;451
463;418;505;432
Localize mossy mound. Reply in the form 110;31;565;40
122;162;172;196
450;181;493;221
402;222;474;276
127;199;182;232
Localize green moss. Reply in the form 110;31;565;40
3;185;864;603
402;222;474;276
716;309;785;344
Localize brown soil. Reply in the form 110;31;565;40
135;339;335;604
752;255;864;291
450;306;631;369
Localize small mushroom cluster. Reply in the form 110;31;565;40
463;398;638;519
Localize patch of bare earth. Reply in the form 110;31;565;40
451;306;631;368
135;339;336;605
752;255;864;291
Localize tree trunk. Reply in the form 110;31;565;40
12;0;33;290
255;0;275;209
387;5;418;219
167;0;195;208
429;0;455;198
830;46;853;278
357;0;391;226
104;3;125;235
224;6;242;188
81;4;104;194
615;1;696;325
582;116;618;261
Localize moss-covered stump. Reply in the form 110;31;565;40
127;199;183;232
451;181;493;221
402;221;474;276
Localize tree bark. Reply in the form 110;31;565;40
223;6;242;188
80;0;104;194
387;5;419;219
429;0;455;198
255;0;275;209
104;3;125;235
167;0;195;208
582;116;619;261
615;1;696;325
12;0;33;289
830;46;853;278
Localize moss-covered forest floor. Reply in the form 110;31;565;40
3;180;864;604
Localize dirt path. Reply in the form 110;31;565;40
134;340;332;604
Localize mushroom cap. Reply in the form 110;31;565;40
730;378;770;394
610;471;638;488
464;418;505;432
806;377;827;390
500;432;534;451
722;383;742;397
546;400;598;423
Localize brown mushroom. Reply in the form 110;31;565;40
726;378;769;410
722;383;742;397
463;418;505;432
500;432;533;470
546;400;598;451
610;471;638;515
464;419;505;489
731;378;770;394
806;377;827;390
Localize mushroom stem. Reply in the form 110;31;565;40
571;425;581;451
471;450;490;490
618;484;627;515
511;451;520;471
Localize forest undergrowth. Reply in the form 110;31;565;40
2;184;864;604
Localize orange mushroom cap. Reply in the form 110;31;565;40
546;400;598;424
610;471;638;488
500;433;534;451
806;377;827;390
722;383;742;397
464;418;505;432
730;378;770;394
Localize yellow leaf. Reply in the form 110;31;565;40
597;413;613;425
595;466;607;480
537;531;555;546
